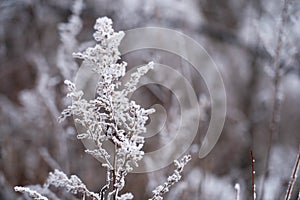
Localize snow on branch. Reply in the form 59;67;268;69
149;155;191;200
14;186;48;200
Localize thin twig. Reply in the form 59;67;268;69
39;147;62;171
251;150;256;200
259;0;291;199
113;144;117;200
100;167;111;200
284;150;300;200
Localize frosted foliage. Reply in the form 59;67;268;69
60;17;154;173
15;170;100;200
149;155;191;200
14;15;156;200
14;186;48;200
45;169;100;199
59;17;155;199
73;17;127;76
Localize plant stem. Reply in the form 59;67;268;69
259;0;291;199
251;150;256;200
285;150;300;200
113;143;117;200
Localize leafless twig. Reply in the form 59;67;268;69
284;150;300;200
251;150;256;200
259;0;292;199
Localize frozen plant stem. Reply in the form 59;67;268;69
149;155;191;200
14;186;48;200
260;0;291;199
284;151;300;200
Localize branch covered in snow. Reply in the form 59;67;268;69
14;186;48;200
59;16;154;199
149;155;191;200
45;169;100;199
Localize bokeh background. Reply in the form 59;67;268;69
0;0;299;199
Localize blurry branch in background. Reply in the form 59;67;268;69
259;0;293;199
39;148;62;171
198;24;272;61
57;0;83;80
284;150;300;200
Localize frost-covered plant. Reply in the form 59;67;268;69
149;155;191;200
58;16;155;199
44;169;100;199
14;186;48;200
15;14;191;200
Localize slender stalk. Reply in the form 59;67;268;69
113;144;117;200
284;151;300;200
259;0;291;199
251;150;256;200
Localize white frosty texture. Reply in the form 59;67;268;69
60;16;154;172
15;15;154;200
149;155;191;200
14;186;48;200
44;169;100;199
59;16;154;199
15;170;101;200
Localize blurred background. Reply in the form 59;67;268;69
0;0;300;199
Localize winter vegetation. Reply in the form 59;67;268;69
1;0;300;199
